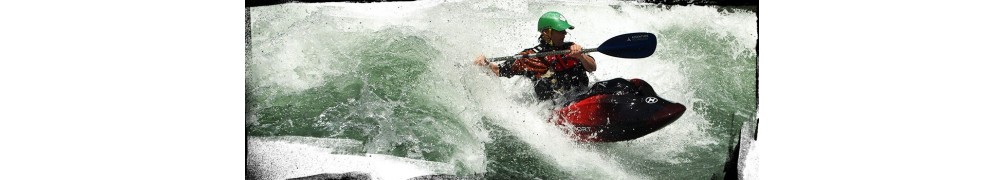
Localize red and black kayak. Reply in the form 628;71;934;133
551;78;686;142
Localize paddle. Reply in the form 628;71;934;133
487;32;658;62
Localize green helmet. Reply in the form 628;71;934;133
537;11;575;32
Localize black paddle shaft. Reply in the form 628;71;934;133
487;32;656;62
488;48;597;62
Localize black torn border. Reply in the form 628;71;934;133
643;0;758;6
246;0;758;10
247;0;417;8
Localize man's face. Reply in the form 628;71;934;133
549;29;567;44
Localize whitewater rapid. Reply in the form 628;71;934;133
247;0;757;179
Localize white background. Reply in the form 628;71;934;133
1;0;1004;179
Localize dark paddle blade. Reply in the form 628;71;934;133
596;32;657;59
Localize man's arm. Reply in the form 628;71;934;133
569;43;597;72
475;49;549;77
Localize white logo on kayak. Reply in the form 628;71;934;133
645;97;658;104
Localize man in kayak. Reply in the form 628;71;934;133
473;12;688;142
474;11;597;101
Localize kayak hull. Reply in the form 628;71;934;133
552;78;686;142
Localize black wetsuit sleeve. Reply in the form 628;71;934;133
498;59;516;77
497;48;536;78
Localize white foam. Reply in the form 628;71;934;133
741;140;759;180
247;136;455;180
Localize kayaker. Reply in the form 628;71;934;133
474;11;597;101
